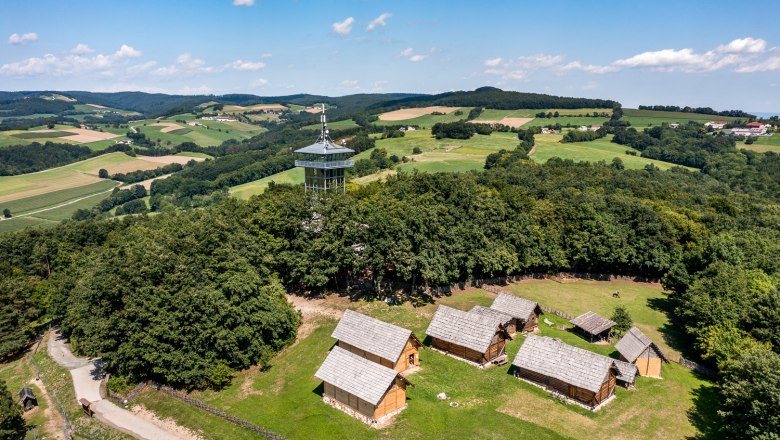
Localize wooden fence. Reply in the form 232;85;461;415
149;381;286;440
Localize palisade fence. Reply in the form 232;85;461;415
146;381;287;440
479;282;717;379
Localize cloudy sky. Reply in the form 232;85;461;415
2;0;779;111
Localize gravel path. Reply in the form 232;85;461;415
47;331;185;440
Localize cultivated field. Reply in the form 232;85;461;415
0;152;204;233
474;108;612;120
221;104;288;113
129;279;713;439
530;134;695;171
131;116;263;148
621;109;741;127
468;117;533;128
0;124;122;148
302;119;359;130
378;106;462;121
230;167;304;199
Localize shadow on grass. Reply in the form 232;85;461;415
686;383;722;440
312;381;324;397
646;296;699;360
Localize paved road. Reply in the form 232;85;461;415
48;331;184;440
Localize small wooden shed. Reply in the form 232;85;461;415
315;346;412;425
489;293;543;333
18;387;37;411
570;311;616;342
614;326;668;378
426;305;508;366
512;335;619;409
469;305;515;335
332;309;423;373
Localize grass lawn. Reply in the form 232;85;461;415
135;281;712;439
230;167;303;199
530;134;696;171
373;109;472;129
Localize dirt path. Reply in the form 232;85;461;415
286;294;350;339
47;331;187;440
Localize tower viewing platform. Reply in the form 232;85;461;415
294;105;354;192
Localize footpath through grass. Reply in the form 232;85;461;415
135;280;712;440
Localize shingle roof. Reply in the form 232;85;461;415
614;326;665;362
490;294;539;320
426;305;500;354
469;305;513;328
570;311;616;336
512;335;616;393
613;359;638;384
314;346;402;406
332;310;415;363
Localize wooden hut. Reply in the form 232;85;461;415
332;310;423;373
613;359;639;388
614;326;668;378
18;387;37;411
426;305;508;366
489;293;543;333
570;311;616;342
468;305;515;335
512;335;621;409
315;346;412;425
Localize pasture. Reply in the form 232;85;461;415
374;107;470;129
523;116;609;128
474;108;612;120
0;124;124;149
302;119;359;130
622;109;741;127
739;135;780;153
530;134;695;171
130;280;712;440
230;167;304;199
132;117;263;148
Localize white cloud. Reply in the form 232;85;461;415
400;47;413;57
233;0;254;6
332;17;354;35
229;59;266;70
252;78;268;87
367;13;392;31
340;79;358;86
261;53;272;58
716;37;767;54
114;44;142;58
126;61;157;75
152;53;214;77
737;56;780;72
409;54;428;62
401;47;435;62
71;43;94;54
0;44;143;77
484;57;502;67
8;32;38;45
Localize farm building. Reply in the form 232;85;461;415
614;326;668;378
426;305;509;366
489;293;543;333
468;305;514;335
332;309;423;373
570;311;616;342
512;335;625;409
315;346;412;425
18;387;37;411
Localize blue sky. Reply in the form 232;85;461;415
2;0;779;111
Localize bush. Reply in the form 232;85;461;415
412;147;422;155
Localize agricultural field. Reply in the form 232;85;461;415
302;118;359;130
621;109;741;127
0;123;125;149
0;152;203;233
131;116;263;148
739;134;780;153
131;279;713;439
530;134;695;171
230;167;304;199
373;107;471;129
522;116;609;128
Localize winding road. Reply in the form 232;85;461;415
48;331;184;440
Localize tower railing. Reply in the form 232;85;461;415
294;160;355;169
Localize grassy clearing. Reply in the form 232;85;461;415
740;135;780;153
531;134;695;171
0;217;55;233
136;280;710;439
0;351;52;440
12;131;71;139
176;151;214;159
230;168;304;199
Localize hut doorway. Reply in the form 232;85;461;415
408;354;415;366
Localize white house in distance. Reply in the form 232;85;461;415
705;121;727;129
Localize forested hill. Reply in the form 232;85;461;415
371;86;618;111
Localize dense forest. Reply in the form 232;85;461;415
0;142;93;175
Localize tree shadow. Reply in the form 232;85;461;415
646;296;699;360
686;383;722;440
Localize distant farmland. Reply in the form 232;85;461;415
622;108;742;127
